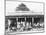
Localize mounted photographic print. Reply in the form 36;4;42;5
5;0;45;35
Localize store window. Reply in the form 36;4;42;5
34;18;40;23
26;17;32;22
18;18;25;22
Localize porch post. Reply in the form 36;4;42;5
31;17;34;27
